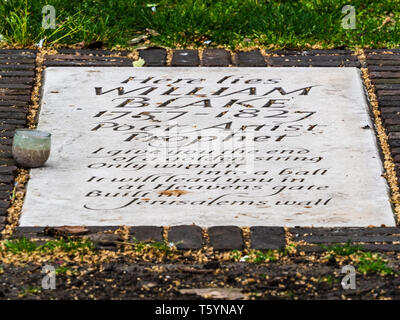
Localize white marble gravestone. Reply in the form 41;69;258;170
20;67;395;227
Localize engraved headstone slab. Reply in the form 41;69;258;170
20;67;395;227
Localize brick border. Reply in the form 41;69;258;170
0;49;37;232
2;48;400;252
366;50;400;175
12;225;400;252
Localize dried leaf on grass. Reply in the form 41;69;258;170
378;15;395;29
128;34;149;45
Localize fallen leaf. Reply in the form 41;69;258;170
73;40;85;48
178;267;214;274
378;16;395;29
44;226;89;236
133;58;146;67
179;288;245;300
158;189;189;196
128;34;148;45
146;28;160;36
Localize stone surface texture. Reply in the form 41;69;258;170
19;67;395;227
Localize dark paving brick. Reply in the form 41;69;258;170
0;58;35;64
250;227;286;250
130;226;163;242
378;94;400;99
0;184;12;192
0;112;27;120
0;190;11;198
45;54;128;61
11;227;54;241
0;70;35;77
383;115;400;124
0;103;28;109
373;80;400;85
0;78;34;85
365;49;400;54
44;60;132;67
370;71;400;79
376;84;400;90
295;245;325;253
370;66;400;72
0;119;26;126
389;139;400;147
0;208;8;216
307;227;391;234
139;48;167;66
360;244;400;252
369;52;400;187
0;200;10;208
11;227;46;239
0;84;32;90
168;225;203;249
85;233;122;247
266;49;354;56
86;226;120;233
171;50;199;66
267;55;360;67
0;46;32;192
0;166;17;174
234;50;266;67
290;227;400;237
296;235;400;244
0;65;35;71
297;243;400;252
208;226;244;250
56;49;129;56
0;49;37;54
0;159;16;167
0;175;15;183
389;133;400;140
379;102;400;109
201;49;231;66
290;227;400;247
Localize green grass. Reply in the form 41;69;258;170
248;250;278;263
130;236;181;256
323;242;395;275
0;0;399;49
18;286;42;298
2;237;95;254
357;252;395;275
3;237;38;254
2;237;180;257
55;265;73;274
322;241;362;256
232;249;279;263
19;286;42;297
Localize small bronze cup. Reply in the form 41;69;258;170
12;129;51;168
